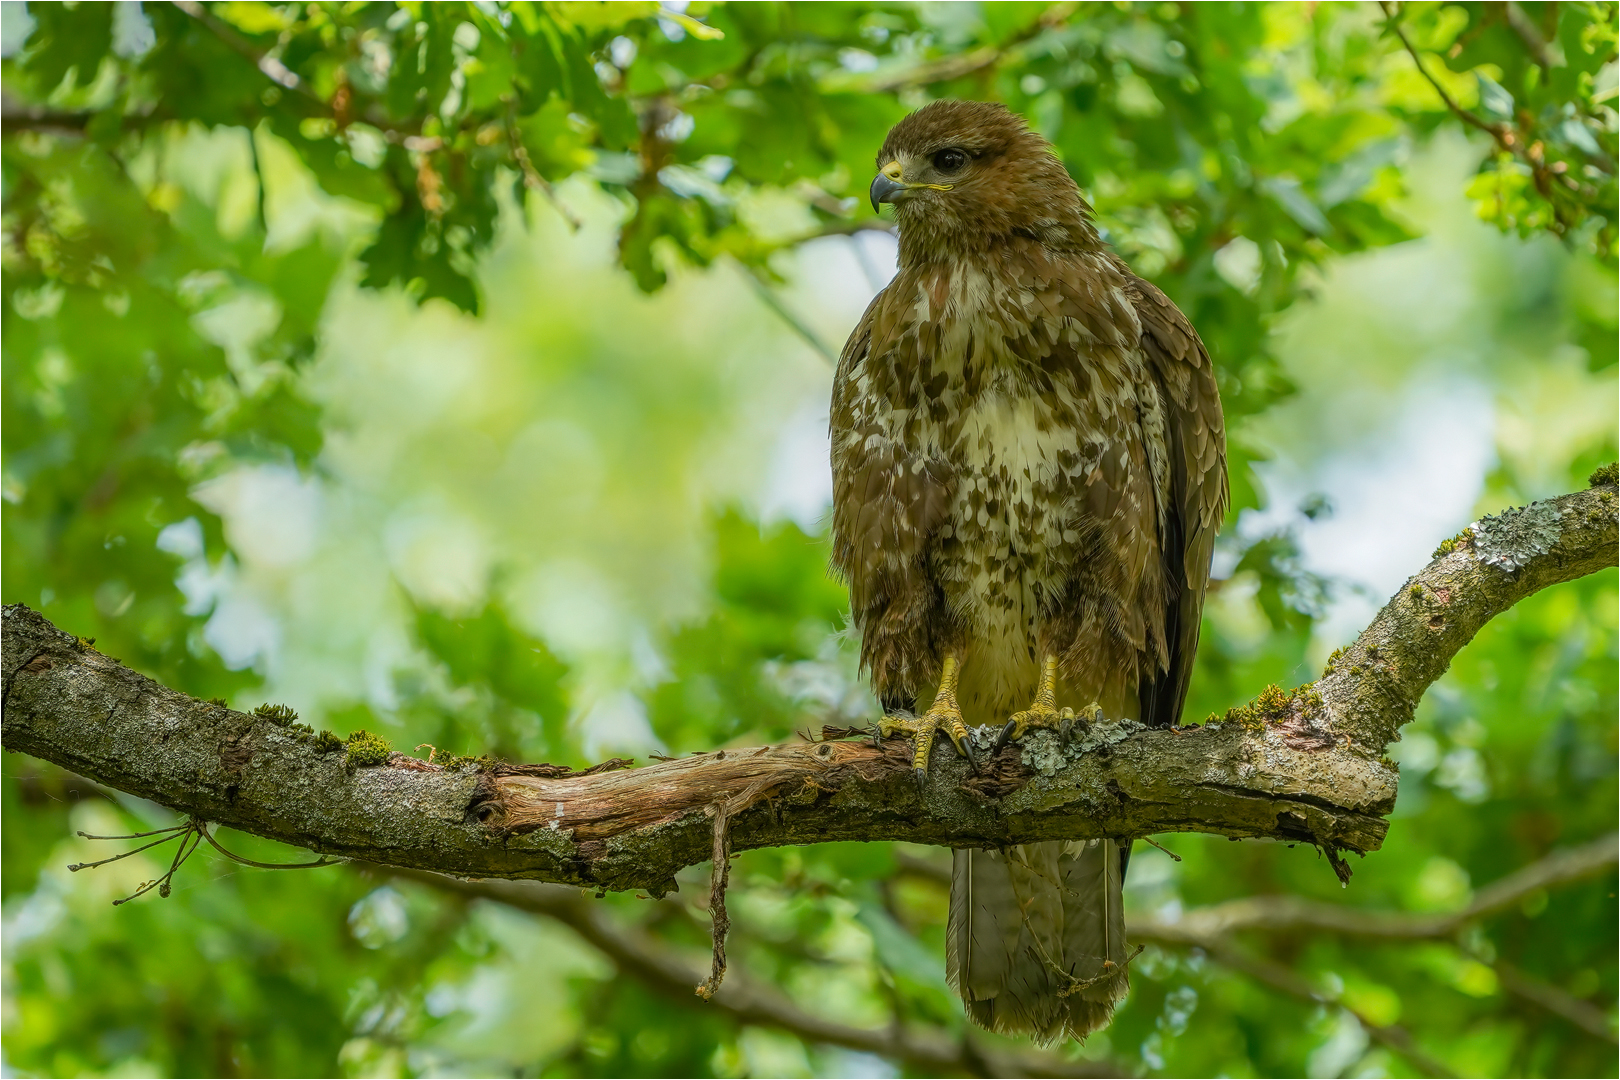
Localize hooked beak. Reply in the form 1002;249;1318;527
869;172;906;211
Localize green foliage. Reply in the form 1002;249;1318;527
1383;2;1619;255
1231;529;1332;633
413;600;572;761
647;508;851;753
2;3;1616;1078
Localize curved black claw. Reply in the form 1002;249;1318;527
993;718;1019;755
960;741;981;775
912;766;928;792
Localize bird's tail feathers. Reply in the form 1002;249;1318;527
946;839;1130;1045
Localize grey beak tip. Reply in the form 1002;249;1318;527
869;173;903;212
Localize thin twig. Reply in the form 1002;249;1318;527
67;829;187;872
77;825;189;841
170;0;324;105
736;263;837;363
503;97;583;231
1377;1;1572;230
194;820;339;870
247;126;269;237
70;815;336;892
1378;2;1506;141
112;824;204;905
1142;836;1182;861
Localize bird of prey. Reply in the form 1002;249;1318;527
830;100;1227;1042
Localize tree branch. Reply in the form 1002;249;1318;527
169;0;325;105
1132;832;1618;940
426;839;1617;1078
386;867;1119;1078
1501;2;1561;71
890;835;1619;1063
1376;1;1579;227
1130;835;1620;1054
1493;960;1617;1044
860;3;1078;92
1177;932;1459;1078
3;483;1614;896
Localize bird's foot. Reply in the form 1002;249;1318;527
879;698;976;789
995;701;1101;753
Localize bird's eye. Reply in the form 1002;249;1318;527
932;148;968;173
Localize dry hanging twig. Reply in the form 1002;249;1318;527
695;803;733;1000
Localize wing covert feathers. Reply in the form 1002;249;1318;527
1124;268;1229;729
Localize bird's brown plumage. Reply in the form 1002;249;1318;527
831;100;1227;1042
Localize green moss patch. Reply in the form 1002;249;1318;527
1432;527;1475;559
345;730;393;770
252;703;299;725
1209;682;1324;731
1322;646;1349;676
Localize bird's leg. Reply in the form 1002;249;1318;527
994;655;1099;752
877;655;975;787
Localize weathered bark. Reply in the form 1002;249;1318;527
3;482;1614;895
1323;484;1618;749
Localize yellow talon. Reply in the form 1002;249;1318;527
995;656;1093;752
878;655;976;787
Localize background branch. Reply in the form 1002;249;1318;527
863;2;1077;91
893;835;1619;1061
1129;837;1620;1059
1133;832;1618;940
1493;961;1616;1043
387;867;1119;1079
385;839;1618;1079
1376;1;1585;229
1186;935;1457;1078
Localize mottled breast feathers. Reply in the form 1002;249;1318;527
829;240;1227;726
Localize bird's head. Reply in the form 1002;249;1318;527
870;100;1097;264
